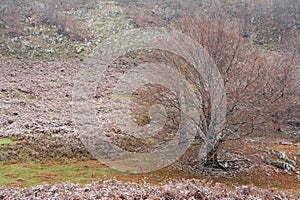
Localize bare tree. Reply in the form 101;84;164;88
107;0;299;168
176;4;298;167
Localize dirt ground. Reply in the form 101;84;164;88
0;58;300;199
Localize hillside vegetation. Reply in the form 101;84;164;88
0;0;299;199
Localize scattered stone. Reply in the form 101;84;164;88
46;49;55;54
75;46;84;54
0;180;294;199
278;152;297;166
278;141;293;145
0;1;132;58
271;160;295;171
264;150;271;155
278;152;287;159
271;149;276;154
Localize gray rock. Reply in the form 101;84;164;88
278;152;297;166
46;49;55;54
278;152;287;159
75;46;84;54
271;160;295;171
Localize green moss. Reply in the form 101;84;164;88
261;42;278;51
15;90;35;100
109;93;134;101
0;138;17;146
0;160;126;187
0;92;9;98
135;113;151;126
145;137;159;145
0;90;35;100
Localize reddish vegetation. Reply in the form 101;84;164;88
0;0;299;199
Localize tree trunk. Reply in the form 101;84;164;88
203;143;224;169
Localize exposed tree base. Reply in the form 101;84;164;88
203;161;225;169
203;145;225;169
